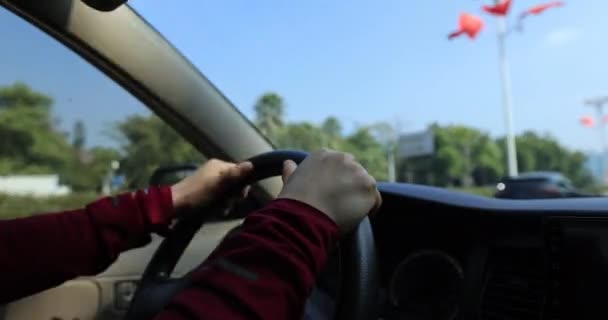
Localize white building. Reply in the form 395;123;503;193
0;175;71;196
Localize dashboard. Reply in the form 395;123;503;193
371;183;608;320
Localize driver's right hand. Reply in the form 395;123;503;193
278;149;382;235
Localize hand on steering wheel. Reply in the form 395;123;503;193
278;150;382;235
170;159;253;211
125;150;380;320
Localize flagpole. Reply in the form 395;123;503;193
496;15;519;177
585;97;608;183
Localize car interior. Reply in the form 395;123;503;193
2;1;608;320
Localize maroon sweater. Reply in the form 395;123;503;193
0;186;338;319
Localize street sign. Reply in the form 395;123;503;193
398;128;435;158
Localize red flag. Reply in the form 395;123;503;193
482;0;513;16
581;115;595;127
448;13;484;40
521;1;564;18
516;1;564;31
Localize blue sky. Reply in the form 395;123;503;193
1;1;608;152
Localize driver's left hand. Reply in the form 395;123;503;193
170;159;254;211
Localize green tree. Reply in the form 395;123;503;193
116;115;203;188
252;93;390;179
321;117;343;148
472;135;504;185
61;146;120;192
398;125;503;187
0;83;72;175
254;92;285;140
72;120;86;151
276;122;327;151
343;128;388;180
0;82;52;110
368;122;398;147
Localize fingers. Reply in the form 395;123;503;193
237;161;254;173
223;162;253;196
221;164;253;215
371;189;382;214
282;160;298;183
227;161;253;179
219;161;253;182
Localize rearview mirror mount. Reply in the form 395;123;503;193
81;0;127;12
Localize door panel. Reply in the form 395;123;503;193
98;219;242;319
5;280;100;320
2;219;241;320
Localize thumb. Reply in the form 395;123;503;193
282;160;298;183
237;161;254;175
217;161;253;191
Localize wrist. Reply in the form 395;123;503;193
277;193;336;225
138;186;174;235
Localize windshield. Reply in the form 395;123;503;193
135;0;603;198
4;1;602;202
133;0;604;197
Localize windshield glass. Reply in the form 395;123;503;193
135;1;603;198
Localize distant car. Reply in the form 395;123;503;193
494;171;584;199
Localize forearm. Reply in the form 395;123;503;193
156;199;338;320
0;187;174;303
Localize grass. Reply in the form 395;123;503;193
0;192;99;220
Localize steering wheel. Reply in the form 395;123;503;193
125;150;379;320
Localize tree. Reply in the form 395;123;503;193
322;117;342;137
61;146;120;192
254;92;285;140
398;125;503;187
116;115;203;188
368;122;401;182
248;91;592;187
0;83;72;175
0;83;127;192
368;122;398;147
0;82;53;110
251;93;391;180
500;131;595;188
276;122;327;151
472;135;504;185
72;120;86;151
343;128;388;180
321;117;343;148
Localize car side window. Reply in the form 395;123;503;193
0;7;202;220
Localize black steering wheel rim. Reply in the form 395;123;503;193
125;150;379;320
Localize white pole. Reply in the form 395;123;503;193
497;16;519;177
584;98;608;185
596;106;606;151
595;104;607;184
